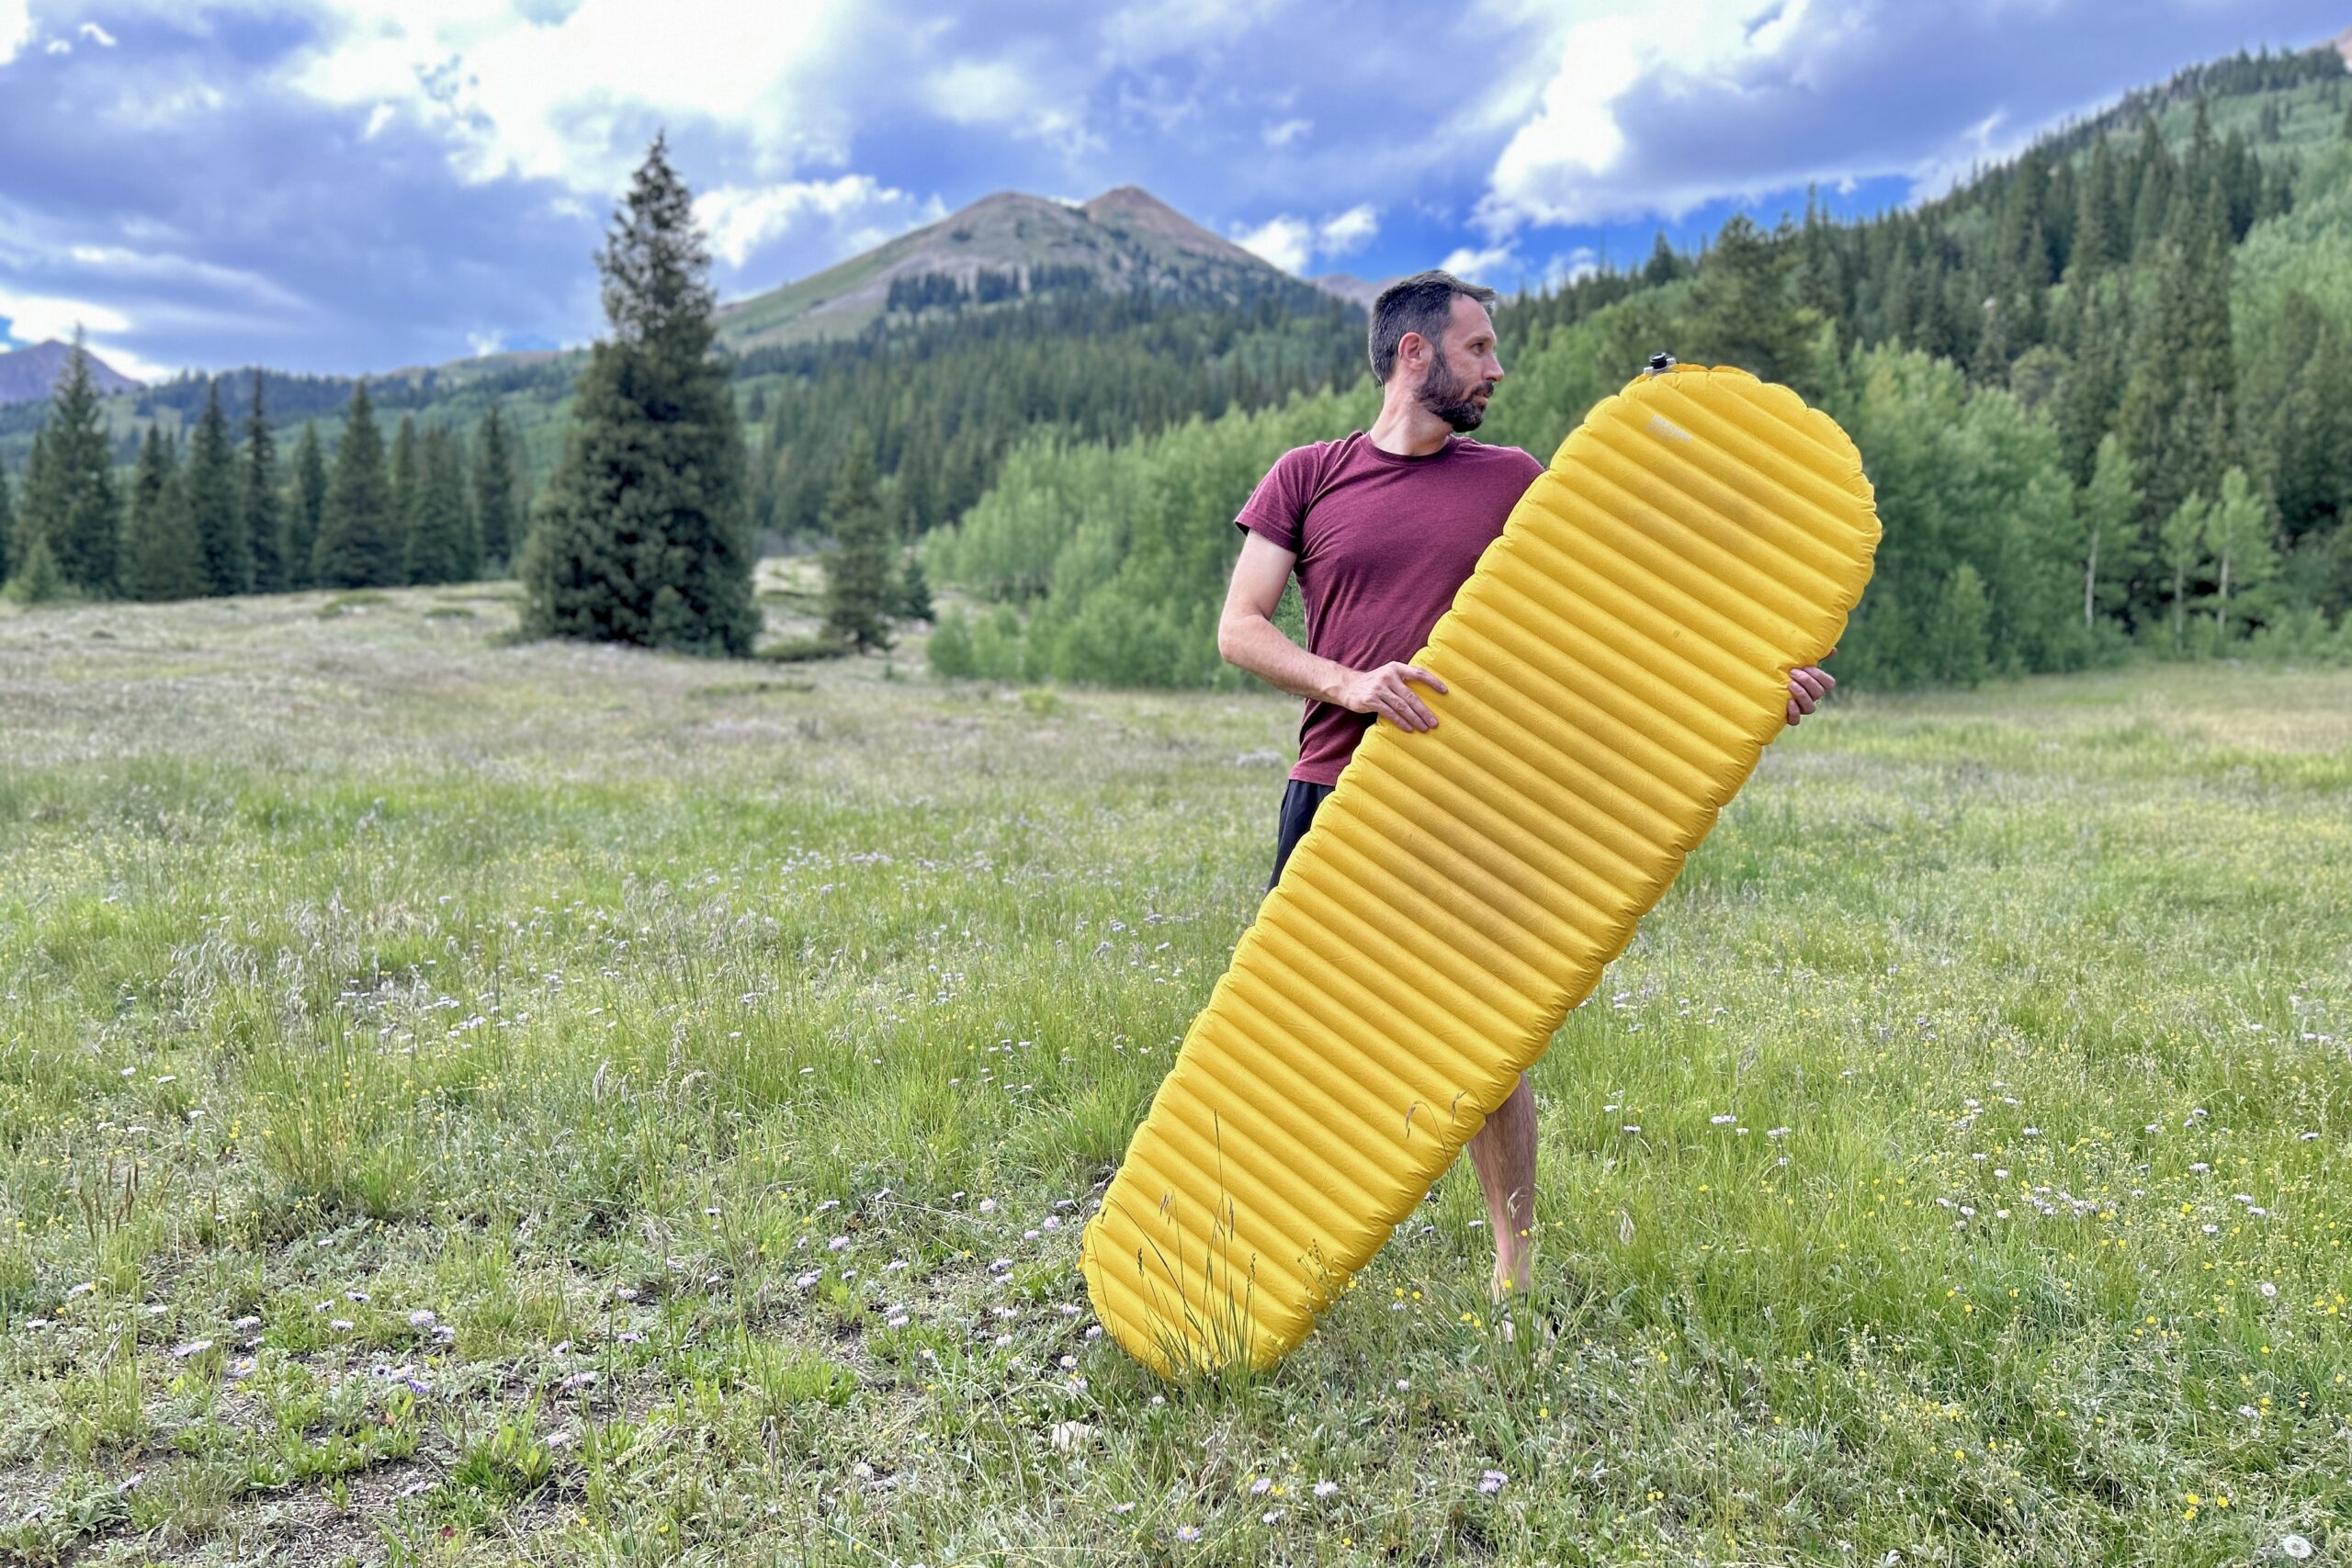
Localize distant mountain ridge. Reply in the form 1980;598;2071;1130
1308;273;1392;310
0;338;141;406
713;184;1339;351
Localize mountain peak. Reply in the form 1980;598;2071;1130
1080;185;1260;265
0;337;143;406
715;183;1329;352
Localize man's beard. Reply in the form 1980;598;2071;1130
1417;355;1494;433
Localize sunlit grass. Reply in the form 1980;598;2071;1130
0;584;2346;1564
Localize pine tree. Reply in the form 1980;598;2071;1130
447;429;481;581
289;423;328;589
2078;434;2140;628
406;425;470;584
1682;213;1814;388
470;401;521;570
242;374;288;592
2065;136;2121;284
1641;231;1681;288
314;384;402;588
2117;182;2233;540
390;415;421;580
2127;117;2175;260
0;457;13;583
2055;286;2124;487
820;431;896;652
523;135;759;655
126;426;205;601
23;334;122;596
898;546;934;623
2269;323;2351;550
13;428;53;588
187;378;250;595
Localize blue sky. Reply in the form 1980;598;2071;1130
0;0;2344;380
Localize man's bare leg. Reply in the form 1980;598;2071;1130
1467;1072;1536;1302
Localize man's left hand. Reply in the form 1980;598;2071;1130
1784;651;1837;728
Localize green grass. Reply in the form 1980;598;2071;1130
0;585;2346;1565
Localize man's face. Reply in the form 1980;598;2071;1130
1414;297;1505;433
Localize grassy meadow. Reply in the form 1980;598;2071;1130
0;578;2346;1565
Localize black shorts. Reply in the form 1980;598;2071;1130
1269;778;1335;890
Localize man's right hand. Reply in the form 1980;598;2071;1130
1330;661;1450;732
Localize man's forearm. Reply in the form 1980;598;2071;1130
1219;613;1350;705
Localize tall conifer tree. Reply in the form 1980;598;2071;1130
820;431;896;652
2066;137;2121;283
1682;214;1813;388
406;425;471;584
187;378;250;595
2127;117;2175;260
242;374;288;592
523;135;759;654
314;384;402;587
127;426;205;602
289;423;328;589
390;415;421;580
471;402;521;569
13;428;53;588
22;335;121;596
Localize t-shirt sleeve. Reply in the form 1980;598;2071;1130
1234;446;1313;554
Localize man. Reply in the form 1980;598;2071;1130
1216;269;1835;1302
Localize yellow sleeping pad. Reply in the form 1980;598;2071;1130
1081;366;1881;1376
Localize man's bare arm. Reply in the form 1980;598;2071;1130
1217;530;1448;732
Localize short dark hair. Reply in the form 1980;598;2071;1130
1369;270;1498;383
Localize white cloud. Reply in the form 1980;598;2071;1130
1232;204;1381;276
1904;107;2039;205
1261;117;1311;148
1231;214;1314;275
44;36;68;54
1437;242;1519;284
85;337;177;384
1482;0;1786;232
281;0;865;194
0;288;134;347
0;0;28;66
1317;204;1378;258
695;177;944;269
77;20;114;46
1541;245;1600;288
925;57;1098;152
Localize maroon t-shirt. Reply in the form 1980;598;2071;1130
1235;432;1546;785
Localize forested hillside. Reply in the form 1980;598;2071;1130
927;45;2352;690
0;207;1363;590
